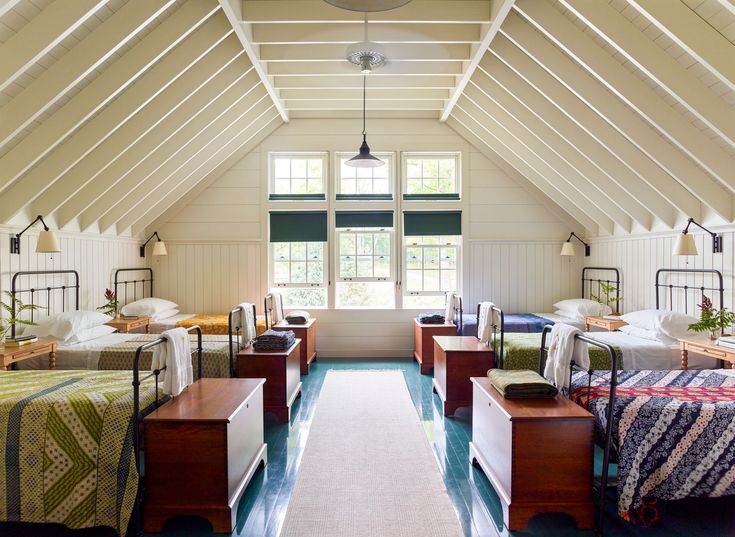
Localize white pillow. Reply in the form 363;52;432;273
151;308;179;322
618;324;669;343
25;310;112;342
553;299;611;319
620;309;698;341
121;297;178;317
553;309;579;320
66;324;117;345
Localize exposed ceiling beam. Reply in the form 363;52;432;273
267;60;464;76
501;13;731;221
284;99;445;110
250;22;482;43
440;0;514;122
0;0;23;20
280;87;450;99
218;0;288;122
518;0;735;188
0;0;109;94
273;75;457;89
260;43;472;62
627;0;735;93
0;0;176;150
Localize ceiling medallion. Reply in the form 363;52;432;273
324;0;413;12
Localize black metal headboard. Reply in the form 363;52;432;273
582;266;621;313
10;270;80;338
655;268;724;315
114;268;154;306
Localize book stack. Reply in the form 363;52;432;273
121;315;139;320
716;335;735;350
5;335;39;347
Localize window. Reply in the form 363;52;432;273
269;211;328;308
269;153;327;200
336;152;393;200
402;152;460;200
402;211;461;309
335;211;395;309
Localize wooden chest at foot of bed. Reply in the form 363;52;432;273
236;341;302;423
143;378;267;534
432;336;494;416
469;377;594;531
271;318;317;375
414;319;458;374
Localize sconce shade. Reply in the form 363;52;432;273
36;229;61;253
560;241;575;256
152;240;168;256
673;233;698;256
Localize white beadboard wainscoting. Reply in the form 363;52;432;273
0;227;144;315
586;230;735;315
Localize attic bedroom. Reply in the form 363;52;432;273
0;0;734;536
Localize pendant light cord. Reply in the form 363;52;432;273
362;73;367;138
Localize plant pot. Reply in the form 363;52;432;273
710;331;719;340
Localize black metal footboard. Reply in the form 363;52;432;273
228;304;257;377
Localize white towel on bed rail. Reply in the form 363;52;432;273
477;302;500;344
151;327;192;396
445;292;458;324
267;292;284;324
239;303;256;346
544;323;589;390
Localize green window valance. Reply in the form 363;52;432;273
403;211;462;236
335;211;393;229
269;211;328;242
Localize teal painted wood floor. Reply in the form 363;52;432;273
147;359;735;537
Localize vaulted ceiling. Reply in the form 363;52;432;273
0;0;733;238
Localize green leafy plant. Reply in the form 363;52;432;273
688;295;735;337
97;288;119;317
591;282;622;312
0;292;38;340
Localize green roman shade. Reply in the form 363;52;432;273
403;211;462;236
269;211;328;242
335;211;393;229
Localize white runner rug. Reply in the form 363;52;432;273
279;370;464;537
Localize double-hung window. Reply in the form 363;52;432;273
335;211;395;309
270;211;328;308
402;152;460;200
269;153;327;200
402;211;461;309
336;152;394;200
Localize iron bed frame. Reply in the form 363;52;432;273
227;304;258;377
10;269;80;339
582;267;621;314
655;267;724;315
114;267;154;307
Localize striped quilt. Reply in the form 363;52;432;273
0;370;161;535
571;370;735;525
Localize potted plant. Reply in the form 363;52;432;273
591;282;622;315
97;288;119;317
688;295;735;340
0;292;38;343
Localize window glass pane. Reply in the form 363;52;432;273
306;179;322;193
406;270;423;292
273;242;290;260
308;159;322;178
374;178;389;193
291;159;306;178
375;256;390;278
441;270;456;292
291;178;307;194
273;261;290;284
424;270;440;291
438;159;454;179
290;261;307;283
406;178;421;194
281;287;327;308
374;234;390;256
356;256;373;278
357;234;373;255
336;282;394;309
274;159;290;178
406;247;422;269
270;155;325;195
422;159;438;179
424;247;440;268
291;242;307;260
356;166;371;179
340;256;356;278
403;155;458;195
339;233;356;255
407;159;421;178
357;178;373;194
307;242;323;260
307;261;323;284
341;178;356;194
341;160;354;178
440;247;456;269
337;154;392;195
274;179;290;194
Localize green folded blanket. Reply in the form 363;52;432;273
487;369;559;399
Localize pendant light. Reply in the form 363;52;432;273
346;74;384;168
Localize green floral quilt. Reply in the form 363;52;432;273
499;333;622;371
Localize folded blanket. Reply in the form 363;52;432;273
253;329;296;351
418;312;445;324
285;310;310;325
487;369;558;399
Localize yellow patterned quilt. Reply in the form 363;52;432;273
0;370;160;535
175;314;267;336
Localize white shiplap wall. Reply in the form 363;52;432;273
0;226;143;318
153;118;580;357
587;229;735;315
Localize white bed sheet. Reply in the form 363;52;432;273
588;331;719;370
16;333;142;370
532;313;585;330
148;313;195;334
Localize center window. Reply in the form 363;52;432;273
336;152;394;200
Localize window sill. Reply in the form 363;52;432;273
269;194;326;201
336;194;393;201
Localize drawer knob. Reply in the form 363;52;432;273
488;402;491;408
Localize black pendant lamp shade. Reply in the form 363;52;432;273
346;74;384;168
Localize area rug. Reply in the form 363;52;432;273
279;370;463;537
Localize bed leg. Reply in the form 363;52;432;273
48;350;56;370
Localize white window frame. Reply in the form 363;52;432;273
335;151;395;198
401;152;461;197
270;241;328;289
335;228;394;283
402;235;461;297
269;152;328;197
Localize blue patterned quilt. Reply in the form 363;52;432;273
458;313;553;337
571;370;735;525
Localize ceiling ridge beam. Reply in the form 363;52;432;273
517;0;735;188
218;0;288;122
627;0;735;93
0;0;221;196
0;15;234;225
131;111;281;236
484;43;700;221
441;0;514;122
0;0;109;94
0;0;176;150
501;12;731;221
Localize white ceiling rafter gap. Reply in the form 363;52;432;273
219;0;288;122
441;0;514;122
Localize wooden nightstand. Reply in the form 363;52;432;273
1;338;58;370
105;316;150;333
679;336;735;370
270;318;317;375
414;319;458;375
584;316;626;332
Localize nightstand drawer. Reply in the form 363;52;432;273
690;345;728;359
